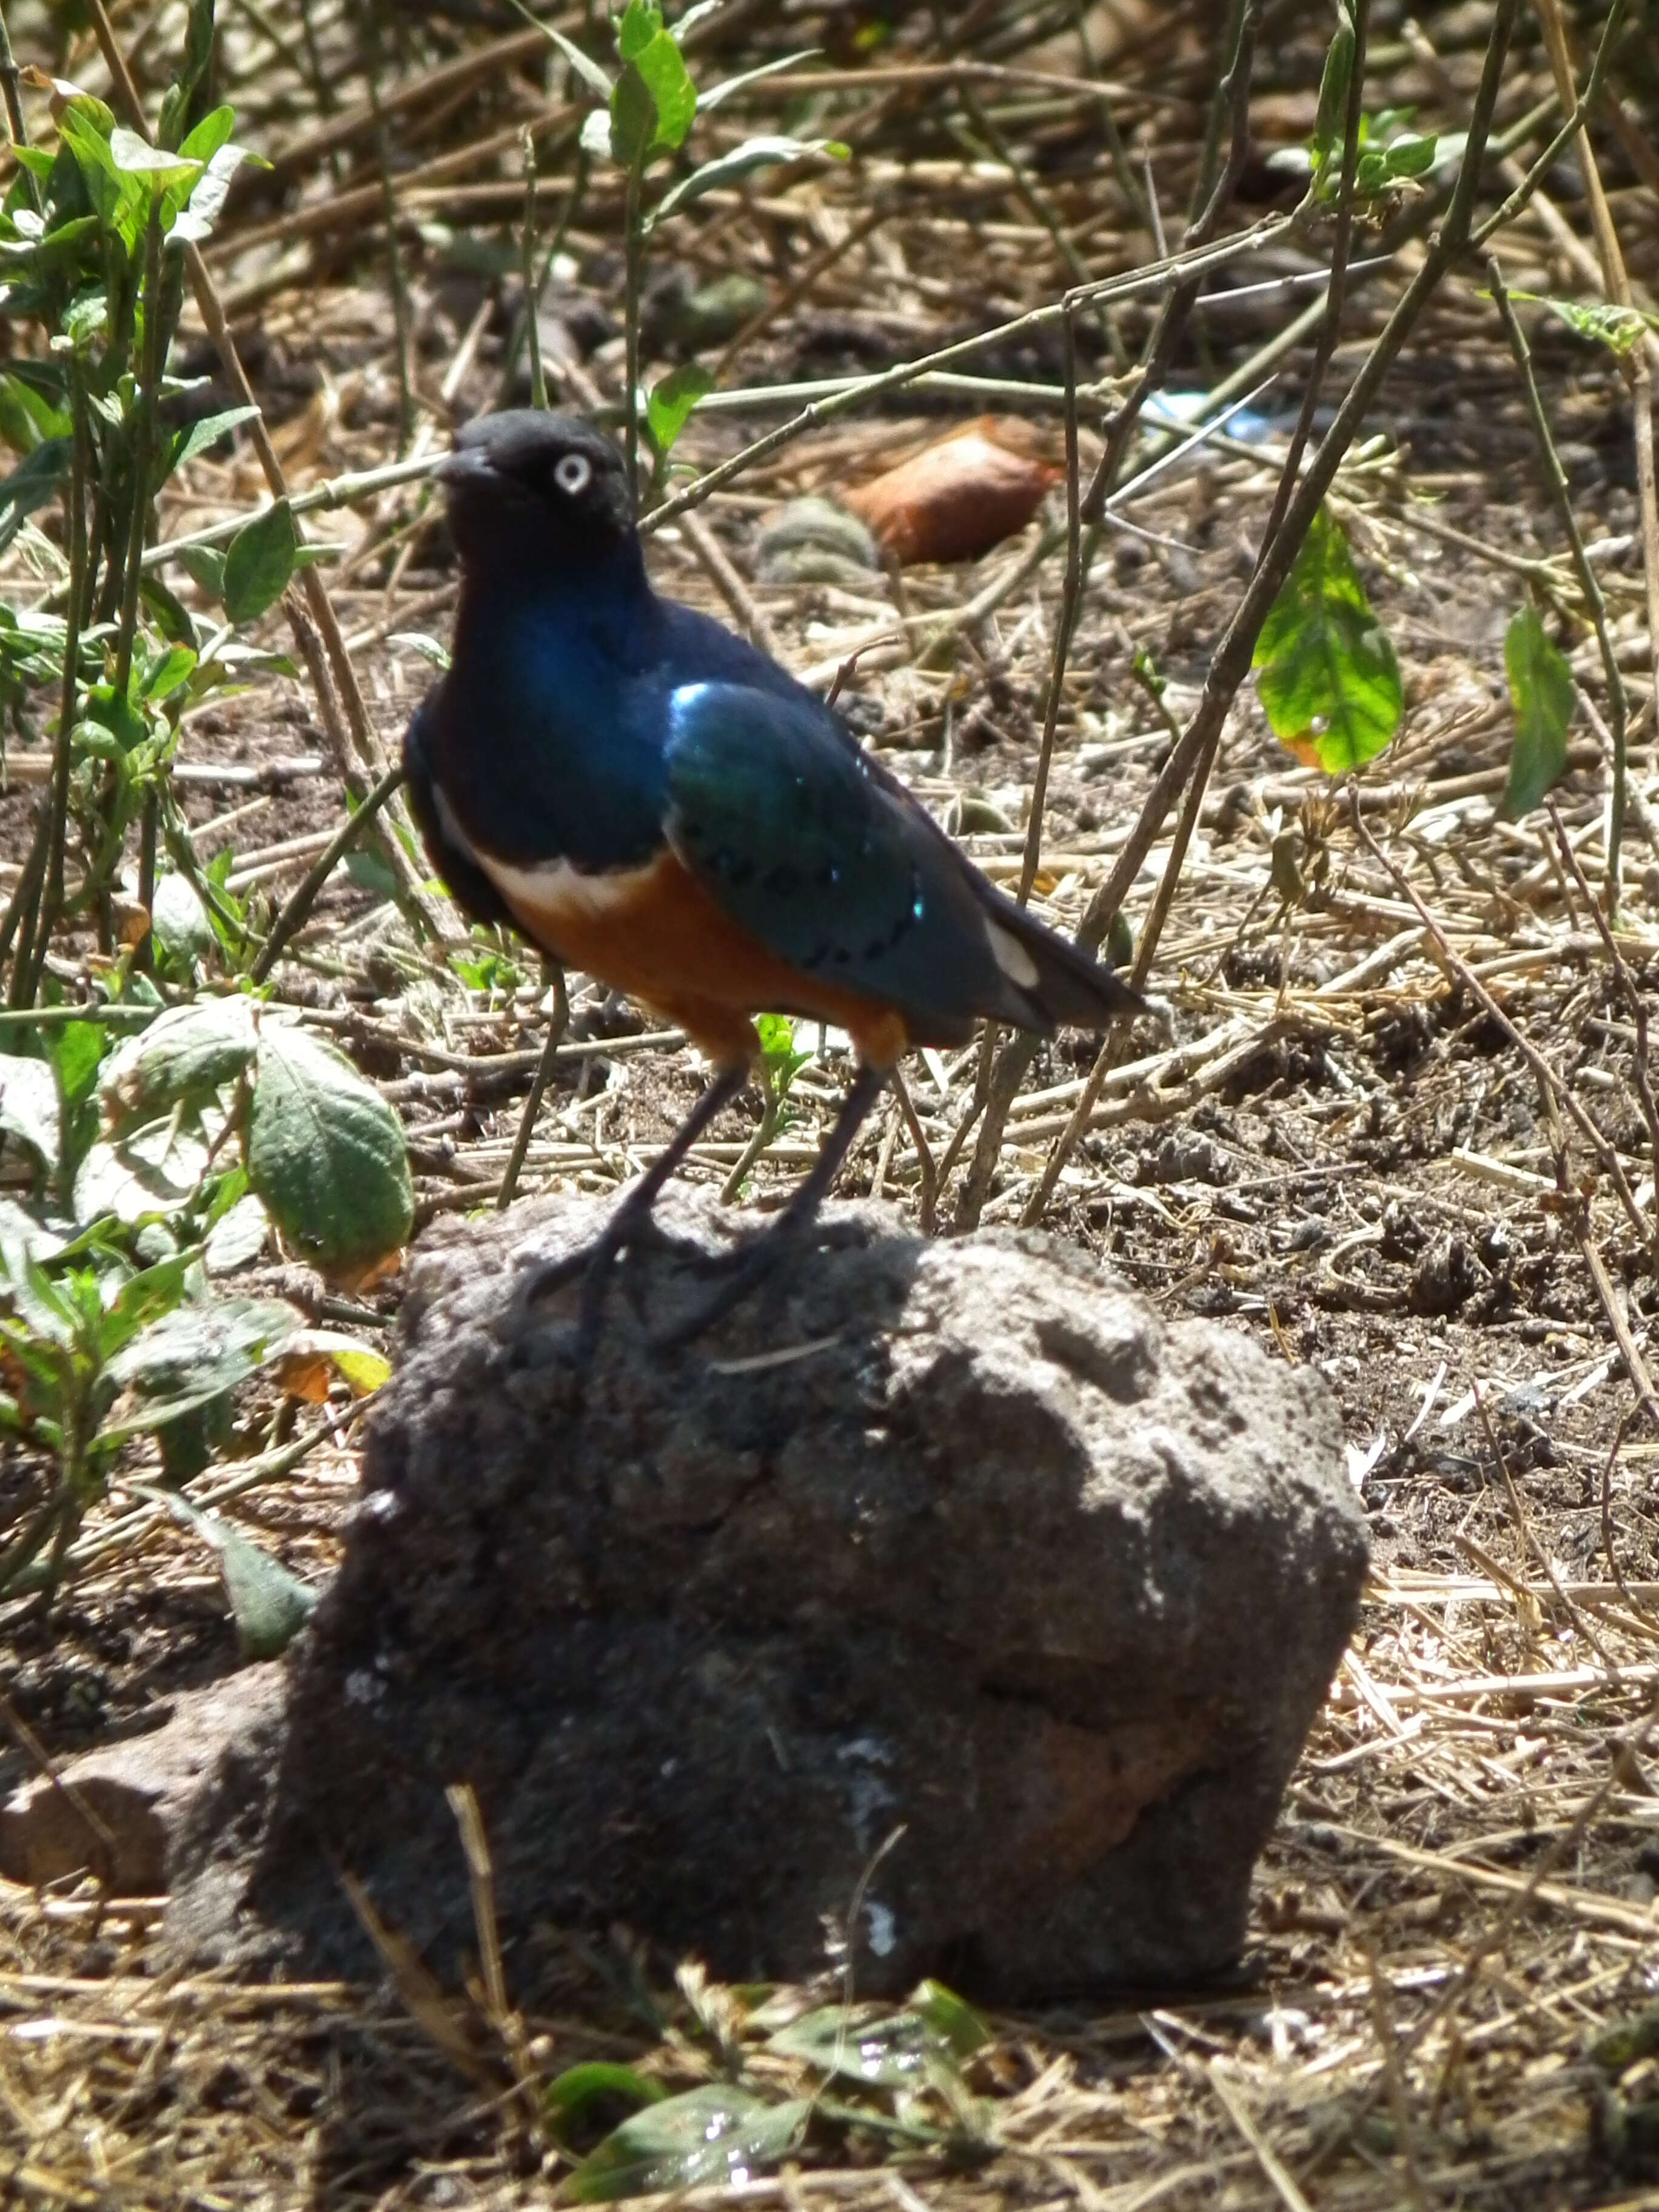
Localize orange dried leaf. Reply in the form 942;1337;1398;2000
277;1352;333;1405
843;418;1058;565
1278;731;1326;771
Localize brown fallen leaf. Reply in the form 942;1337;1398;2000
843;417;1059;565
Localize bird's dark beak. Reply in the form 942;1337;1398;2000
434;446;493;489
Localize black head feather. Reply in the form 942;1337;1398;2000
437;411;634;572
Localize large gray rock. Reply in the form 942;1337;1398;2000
172;1192;1366;2000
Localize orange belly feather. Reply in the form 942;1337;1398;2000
487;846;913;1071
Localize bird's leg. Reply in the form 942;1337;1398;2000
511;1060;749;1354
656;1061;889;1349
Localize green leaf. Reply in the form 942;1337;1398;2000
608;63;659;169
701;50;822;113
0;370;69;452
99;996;255;1128
545;2064;665;2145
52;1021;108;1115
107;127;199;184
97;1250;192;1361
652;136;845;226
142;1485;318;1659
1252;504;1402;774
1312;10;1355;163
1378;131;1436;179
169;138;261;246
912;1979;993;2062
222;498;298;623
73;1122;211;1228
500;1;614;99
0;438;72;548
178;104;238;166
176;543;227;602
646;361;712;455
564;2086;808;2202
203;1190;268;1275
103;1293;298;1418
141;641;197;700
150;871;215;966
1501;603;1574;818
617;1;665;62
0;1195;66;1283
633;30;697;150
3;1250;78;1349
766;1984;987;2088
0;1056;60;1171
385;629;451;672
247;1026;414;1276
167;403;259;477
343;847;399;902
1535;294;1654;355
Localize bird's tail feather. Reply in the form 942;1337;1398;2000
976;877;1143;1033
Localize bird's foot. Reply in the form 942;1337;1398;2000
652;1228;793;1351
509;1202;678;1365
652;1212;873;1350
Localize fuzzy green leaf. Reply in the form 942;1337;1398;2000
247;1026;413;1276
99;996;255;1128
0;1056;60;1171
167;403;258;477
545;2064;665;2144
222;498;298;623
145;1485;317;1658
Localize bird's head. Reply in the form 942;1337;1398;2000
435;411;635;580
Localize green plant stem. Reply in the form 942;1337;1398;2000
1488;259;1629;916
1254;0;1370;560
623;155;645;510
249;762;406;984
953;0;1261;1231
497;132;589;406
720;1094;786;1205
114;212;164;702
15;374;91;1011
497;967;569;1211
107;204;168;978
0;3;38;213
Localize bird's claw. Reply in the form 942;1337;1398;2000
508;1207;676;1364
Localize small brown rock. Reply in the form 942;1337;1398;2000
0;1667;285;1895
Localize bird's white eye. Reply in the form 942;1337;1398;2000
554;452;592;496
